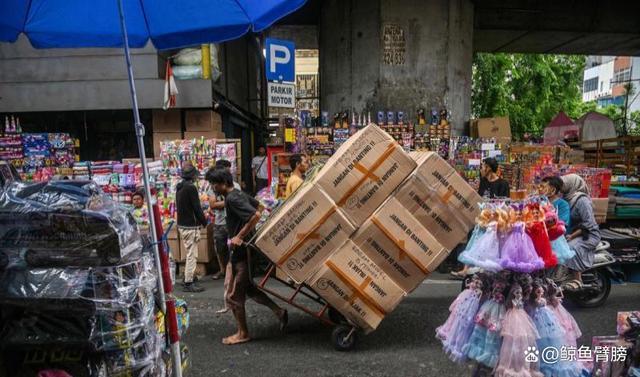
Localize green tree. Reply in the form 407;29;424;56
472;53;585;139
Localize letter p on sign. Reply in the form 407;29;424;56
265;38;295;83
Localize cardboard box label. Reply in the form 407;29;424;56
310;266;383;332
410;152;481;225
372;197;450;275
326;240;405;312
353;220;428;293
393;175;469;250
255;184;356;282
313;125;416;225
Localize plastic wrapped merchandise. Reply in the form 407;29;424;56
171;65;202;80
0;180;166;377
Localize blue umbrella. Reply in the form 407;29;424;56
1;1;306;376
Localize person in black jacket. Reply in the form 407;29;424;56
177;163;208;292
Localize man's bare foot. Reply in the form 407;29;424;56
216;307;229;314
222;333;250;345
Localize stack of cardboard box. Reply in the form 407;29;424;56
184;110;225;140
255;125;481;332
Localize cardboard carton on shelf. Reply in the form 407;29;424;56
470;116;511;141
152;109;181;133
409;151;482;226
311;124;416;225
255;184;356;284
185;110;222;132
392;173;472;251
309;240;405;332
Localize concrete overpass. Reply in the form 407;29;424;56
280;0;640;133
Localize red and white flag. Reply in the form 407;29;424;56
162;61;178;110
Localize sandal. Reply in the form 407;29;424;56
563;279;583;291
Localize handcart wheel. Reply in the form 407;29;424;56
328;307;347;324
331;325;357;351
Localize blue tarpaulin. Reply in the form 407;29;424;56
0;0;306;49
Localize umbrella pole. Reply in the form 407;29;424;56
116;1;182;376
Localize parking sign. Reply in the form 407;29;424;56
265;38;295;83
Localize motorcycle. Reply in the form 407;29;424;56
553;240;623;308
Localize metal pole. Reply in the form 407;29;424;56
116;1;182;376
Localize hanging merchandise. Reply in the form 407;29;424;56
438;196;587;377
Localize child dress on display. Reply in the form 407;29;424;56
525;204;558;269
495;284;542;377
500;220;545;273
546;279;582;348
463;279;507;369
459;211;503;272
436;275;486;363
544;209;576;265
529;280;581;377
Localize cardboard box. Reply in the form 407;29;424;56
352;220;428;293
309;264;382;332
593;198;609;224
326;240;405;312
255;184;356;283
185;110;222;132
167;238;182;262
311;124;416;225
393;174;471;250
369;197;450;276
410;152;482;226
472;116;511;140
309;241;405;332
153;132;182;156
152;109;181;133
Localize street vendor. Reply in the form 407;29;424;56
207;168;288;345
478;157;510;198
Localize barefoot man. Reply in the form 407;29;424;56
206;168;288;345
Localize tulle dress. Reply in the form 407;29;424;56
463;295;506;368
530;298;582;377
436;286;476;340
552;235;576;265
500;222;545;273
436;286;483;362
459;222;503;272
551;300;582;348
526;221;558;269
457;225;486;266
495;302;542;377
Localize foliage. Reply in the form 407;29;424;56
472;53;586;139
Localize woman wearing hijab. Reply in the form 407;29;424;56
561;174;601;290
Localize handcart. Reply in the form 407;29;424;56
246;243;360;351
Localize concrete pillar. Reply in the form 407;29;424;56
320;0;474;134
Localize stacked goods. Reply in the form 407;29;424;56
256;124;481;332
0;181;166;376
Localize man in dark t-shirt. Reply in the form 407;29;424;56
478;157;510;198
207;169;288;345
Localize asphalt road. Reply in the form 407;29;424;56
180;274;639;377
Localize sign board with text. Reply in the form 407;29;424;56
268;82;295;108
